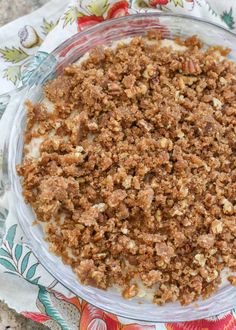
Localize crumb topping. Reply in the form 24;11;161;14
17;34;236;305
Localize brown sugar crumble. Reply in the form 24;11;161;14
17;33;236;306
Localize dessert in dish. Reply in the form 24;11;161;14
17;32;236;305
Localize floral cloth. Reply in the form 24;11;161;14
0;1;236;329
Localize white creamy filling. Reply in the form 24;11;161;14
41;98;55;113
160;39;187;51
27;136;44;159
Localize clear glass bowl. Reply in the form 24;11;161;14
5;13;236;323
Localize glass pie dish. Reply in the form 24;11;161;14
3;13;236;323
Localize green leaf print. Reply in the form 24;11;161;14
0;104;7;119
0;258;17;272
37;286;73;330
0;248;10;258
3;66;21;85
20;251;31;274
41;18;58;36
14;244;23;262
62;6;83;27
135;0;149;8
87;0;110;16
170;0;183;7
4;271;20;277
0;226;41;285
36;285;79;330
221;7;235;30
0;209;8;222
205;0;217;17
26;263;39;280
6;224;17;249
0;47;29;63
30;276;41;285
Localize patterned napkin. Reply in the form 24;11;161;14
0;1;236;329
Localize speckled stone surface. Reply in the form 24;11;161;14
0;301;49;329
0;1;50;328
0;0;49;27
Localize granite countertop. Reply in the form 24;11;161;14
0;0;48;26
0;1;49;328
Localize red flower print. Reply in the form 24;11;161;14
150;0;169;7
21;312;50;323
76;1;129;33
77;15;105;31
166;313;236;330
107;1;129;19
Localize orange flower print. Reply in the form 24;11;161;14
80;302;156;330
166;313;236;330
80;303;120;330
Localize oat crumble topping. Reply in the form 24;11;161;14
17;33;236;305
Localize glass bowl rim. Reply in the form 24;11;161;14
1;11;236;101
6;12;236;323
52;12;236;57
